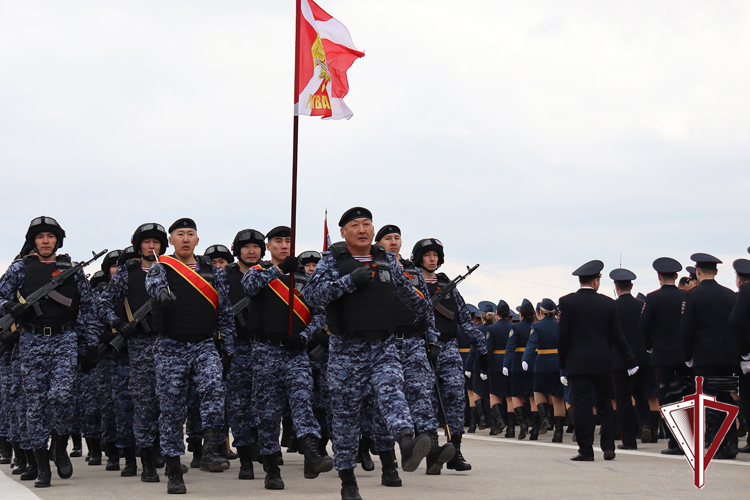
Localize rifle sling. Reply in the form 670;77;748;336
434;302;455;321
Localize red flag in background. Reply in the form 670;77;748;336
323;210;332;251
295;0;364;120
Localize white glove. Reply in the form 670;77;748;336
646;348;653;354
627;366;639;376
741;360;750;375
560;376;568;386
686;359;694;368
502;367;509;376
742;352;750;362
464;371;472;378
480;372;488;381
522;361;528;371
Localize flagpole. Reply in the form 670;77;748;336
288;0;302;337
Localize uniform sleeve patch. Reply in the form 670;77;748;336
681;301;686;314
641;302;646;313
509;330;514;337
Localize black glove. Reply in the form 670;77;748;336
119;321;137;339
99;330;116;345
221;354;232;380
314;329;330;348
427;343;439;365
80;345;98;373
5;301;30;320
158;288;177;307
284;333;306;351
413;318;429;334
278;256;299;274
478;352;491;374
349;266;372;288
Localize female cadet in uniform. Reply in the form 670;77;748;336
522;298;565;442
503;299;538;440
486;301;513;437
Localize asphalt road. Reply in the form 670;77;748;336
1;427;748;500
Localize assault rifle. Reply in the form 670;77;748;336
97;298;154;360
430;264;479;320
0;249;108;355
232;296;250;327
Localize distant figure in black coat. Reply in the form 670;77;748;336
558;260;637;461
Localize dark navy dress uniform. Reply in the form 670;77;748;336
523;316;562;398
504;317;534;397
487;318;512;399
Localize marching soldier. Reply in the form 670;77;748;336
145;218;234;493
730;256;750;453
204;244;233;270
505;299;537;440
486;301;514;437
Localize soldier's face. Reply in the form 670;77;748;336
109;263;118;277
422;251;439;272
267;237;291;263
211;257;228;269
169;229;199;259
34;232;57;258
240;243;262;264
377;233;402;255
304;262;317;274
341;218;374;251
140;238;162;258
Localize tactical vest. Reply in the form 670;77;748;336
393;258;420;332
325;242;396;339
293;271;309;293
224;262;259;342
20;254;80;327
113;260;153;335
152;255;216;342
427;272;459;341
255;266;309;342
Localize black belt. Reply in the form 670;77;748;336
256;337;299;348
333;330;392;340
22;323;75;336
236;338;256;345
438;335;457;342
160;332;215;343
394;331;424;340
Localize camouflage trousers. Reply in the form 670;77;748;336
154;337;224;457
7;346;27;446
328;334;412;471
0;351;10;438
310;349;331;440
434;339;465;437
20;330;77;449
253;342;319;455
226;341;257;448
128;335;160;449
75;366;101;438
98;349;134;447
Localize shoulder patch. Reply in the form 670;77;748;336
681;301;686;314
641;302;646;313
509;330;514;337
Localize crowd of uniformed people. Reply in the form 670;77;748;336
0;209;749;498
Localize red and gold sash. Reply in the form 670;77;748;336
159;255;218;313
253;265;311;326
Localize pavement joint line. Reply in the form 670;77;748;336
0;469;43;500
461;434;750;467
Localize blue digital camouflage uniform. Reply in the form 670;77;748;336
304;250;438;471
224;341;257;448
8;346;29;449
310;347;331;441
241;264;325;456
97;349;135;448
424;285;487;438
98;265;159;450
74;286;103;440
0;257;98;450
0;351;10;441
145;257;235;457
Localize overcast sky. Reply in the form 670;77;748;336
1;1;748;307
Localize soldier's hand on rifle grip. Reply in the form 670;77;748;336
158;288;177;307
9;301;30;320
349;266;372;288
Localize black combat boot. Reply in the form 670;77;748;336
286;435;299;453
514;407;528;440
505;411;516;438
105;442;120;470
199;428;230;472
21;450;38;480
397;428;431;472
537;403;552;434
425;431;455;475
188;439;202;469
236;446;254;480
477;401;488;430
552;416;565;443
121;446;137;476
11;442;26;474
0;437;11;464
303;434;333;479
261;454;284;489
165;456;186;494
355;436;374;472
86;438;102;466
651;412;661;443
55;433;73;479
529;411;540;441
153;434;165;468
318;437;330;457
467;406;478;433
379;449;401;486
34;449;51;488
140;447;160;482
70;433;83;458
280;416;294;448
489;404;506;435
219;433;237;460
339;468;362;500
445;434;471;471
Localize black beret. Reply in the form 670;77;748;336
572;260;604;277
267;226;291;240
517;298;534;313
540;298;556;312
496;300;510;314
691;253;722;270
338;207;372;227
609;268;636;281
733;258;750;276
652;257;682;274
169;218;197;234
375;224;401;243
